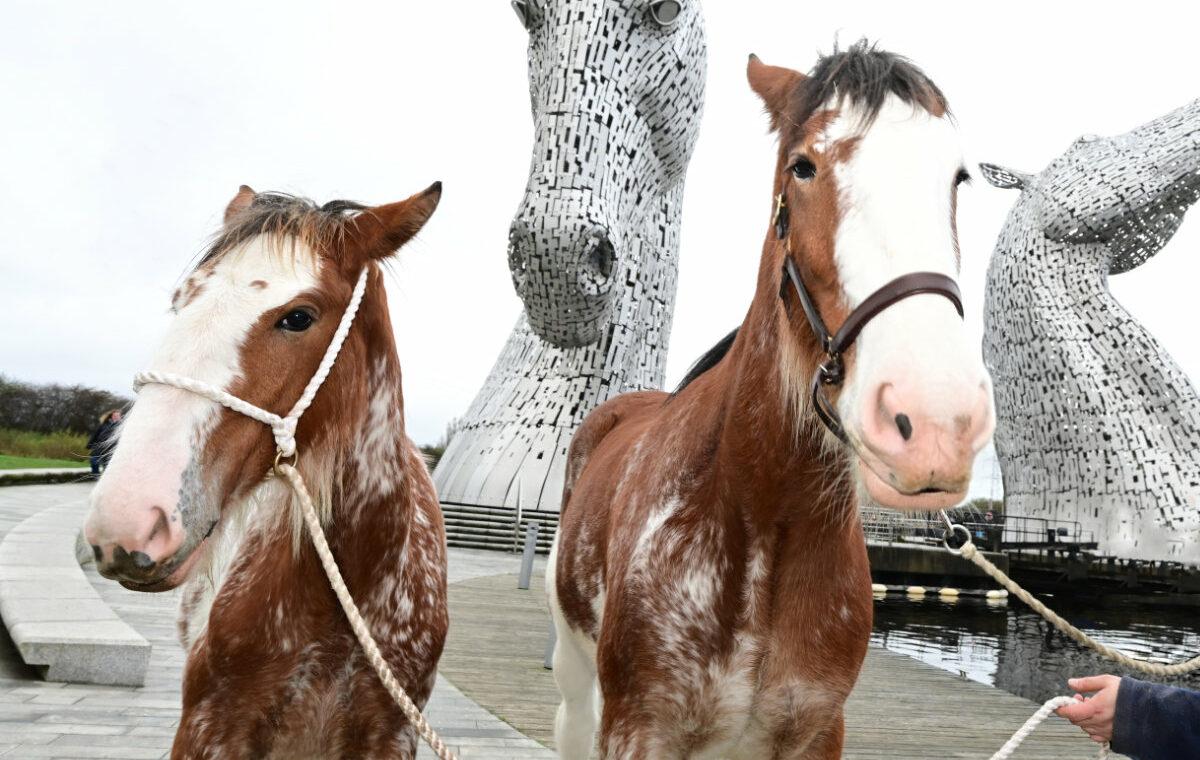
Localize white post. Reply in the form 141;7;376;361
543;620;557;670
518;522;539;590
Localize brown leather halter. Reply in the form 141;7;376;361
774;194;964;443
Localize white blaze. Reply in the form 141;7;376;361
824;96;988;439
88;237;322;543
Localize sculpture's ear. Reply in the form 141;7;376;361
224;185;256;224
979;163;1032;191
747;54;806;132
348;182;442;260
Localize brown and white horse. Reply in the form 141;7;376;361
83;185;449;759
549;43;995;759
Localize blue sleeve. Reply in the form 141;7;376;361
1111;677;1200;760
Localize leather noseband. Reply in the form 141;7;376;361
774;193;964;443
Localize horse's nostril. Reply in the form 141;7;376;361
91;544;103;563
131;551;156;571
895;413;913;441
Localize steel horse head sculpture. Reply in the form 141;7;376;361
982;98;1200;562
508;0;705;348
434;0;705;512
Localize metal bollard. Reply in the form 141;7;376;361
518;521;539;590
543;620;557;670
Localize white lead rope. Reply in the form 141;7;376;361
133;267;457;759
941;514;1200;758
989;698;1109;760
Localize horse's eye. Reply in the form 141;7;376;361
955;168;972;187
791;158;817;181
278;310;314;332
648;0;683;26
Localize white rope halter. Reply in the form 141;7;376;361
133;268;370;457
130;267;459;759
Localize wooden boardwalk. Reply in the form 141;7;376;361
441;573;1117;759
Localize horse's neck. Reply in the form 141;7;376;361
711;250;854;532
325;352;416;549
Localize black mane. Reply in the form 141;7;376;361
673;328;738;395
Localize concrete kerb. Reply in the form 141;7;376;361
0;501;150;687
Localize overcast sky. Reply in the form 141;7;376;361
2;1;1197;499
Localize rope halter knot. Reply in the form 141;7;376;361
131;268;370;462
272;417;299;458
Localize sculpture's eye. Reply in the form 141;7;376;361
648;0;682;27
955;168;971;187
791;158;817;181
511;0;535;29
277;309;314;332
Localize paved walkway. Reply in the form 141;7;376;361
0;484;1110;759
445;573;1114;759
0;484;551;759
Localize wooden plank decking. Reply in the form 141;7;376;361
440;573;1117;759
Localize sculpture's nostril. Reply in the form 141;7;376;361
895;413;913;441
507;242;529;289
587;236;615;280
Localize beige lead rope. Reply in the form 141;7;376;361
278;462;458;760
941;515;1200;759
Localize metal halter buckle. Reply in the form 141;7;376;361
817;357;844;386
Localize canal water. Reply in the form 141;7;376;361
872;593;1200;701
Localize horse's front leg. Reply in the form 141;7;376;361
356;725;417;760
787;711;844;760
598;702;686;760
172;695;269;760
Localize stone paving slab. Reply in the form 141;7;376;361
0;502;149;687
0;484;553;758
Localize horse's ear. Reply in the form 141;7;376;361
224;185;256;224
979;163;1032;191
747;54;805;131
351;182;442;259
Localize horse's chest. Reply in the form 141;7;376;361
647;632;848;759
614;530;868;754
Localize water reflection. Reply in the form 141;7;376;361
871;595;1200;701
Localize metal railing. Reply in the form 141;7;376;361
860;505;1094;553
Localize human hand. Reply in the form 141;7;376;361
1055;675;1120;744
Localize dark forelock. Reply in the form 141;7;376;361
197;193;368;271
788;39;948;133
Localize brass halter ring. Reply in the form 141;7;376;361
274;448;299;474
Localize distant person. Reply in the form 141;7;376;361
86;410;121;474
1056;674;1200;759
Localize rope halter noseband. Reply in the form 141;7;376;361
133;268;370;458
